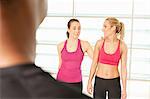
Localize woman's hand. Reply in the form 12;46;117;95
121;90;127;99
87;82;93;95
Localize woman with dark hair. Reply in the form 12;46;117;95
87;17;128;99
57;18;93;94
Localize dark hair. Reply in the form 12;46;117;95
66;19;80;38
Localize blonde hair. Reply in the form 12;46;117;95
105;17;125;40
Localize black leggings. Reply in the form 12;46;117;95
59;81;83;94
94;76;121;99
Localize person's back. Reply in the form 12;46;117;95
0;0;91;98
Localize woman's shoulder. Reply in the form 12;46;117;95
96;37;104;47
57;40;66;50
80;39;90;45
120;40;128;52
80;40;91;51
120;40;127;48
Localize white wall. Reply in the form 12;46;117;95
35;0;150;80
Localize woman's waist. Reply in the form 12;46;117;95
57;69;82;82
58;67;81;74
96;63;119;79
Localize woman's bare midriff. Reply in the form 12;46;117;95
96;62;120;79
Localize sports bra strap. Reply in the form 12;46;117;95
64;40;67;48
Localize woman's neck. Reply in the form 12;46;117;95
68;37;78;43
105;34;118;43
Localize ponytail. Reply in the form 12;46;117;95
118;22;125;40
105;17;125;40
66;31;69;38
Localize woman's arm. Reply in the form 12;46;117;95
120;41;128;99
81;41;93;59
87;40;102;94
57;42;64;69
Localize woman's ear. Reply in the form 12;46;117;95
111;26;116;31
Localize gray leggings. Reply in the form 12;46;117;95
94;76;121;99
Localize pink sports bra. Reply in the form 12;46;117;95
98;40;121;66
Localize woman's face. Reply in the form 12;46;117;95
68;21;81;39
102;20;114;38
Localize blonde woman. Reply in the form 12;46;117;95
87;17;127;99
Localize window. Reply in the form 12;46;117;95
36;0;150;80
